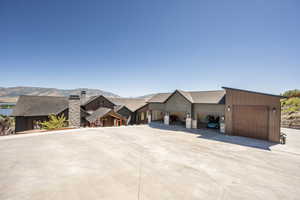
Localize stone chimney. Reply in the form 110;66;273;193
68;95;81;128
81;91;87;105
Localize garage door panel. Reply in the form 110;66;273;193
232;105;269;140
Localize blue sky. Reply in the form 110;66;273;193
0;0;299;97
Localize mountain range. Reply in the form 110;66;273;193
0;87;120;102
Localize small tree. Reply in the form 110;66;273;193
39;114;67;130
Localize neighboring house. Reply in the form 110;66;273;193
12;87;283;142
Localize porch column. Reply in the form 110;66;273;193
186;113;192;129
220;116;225;134
192;119;197;129
164;112;169;125
147;110;152;124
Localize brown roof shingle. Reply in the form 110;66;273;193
189;90;225;104
147;93;171;103
85;107;111;122
147;90;225;104
107;98;147;112
12;95;68;116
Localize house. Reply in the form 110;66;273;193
12;87;283;142
12;91;148;132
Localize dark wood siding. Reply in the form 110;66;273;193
15;116;26;132
225;89;281;142
15;116;48;132
116;107;132;119
102;115;115;127
135;104;149;124
232;105;269;140
116;107;134;124
84;96;114;111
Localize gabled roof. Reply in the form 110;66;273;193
83;95;147;112
189;90;225;104
83;95;116;106
177;90;194;103
113;105;124;112
86;107;111;122
147;90;226;104
162;90;194;104
12;95;68;116
85;107;126;123
107;97;147;112
113;105;131;113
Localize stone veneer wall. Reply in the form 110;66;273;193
281;112;300;129
69;95;81;128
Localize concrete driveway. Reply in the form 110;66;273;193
0;125;300;200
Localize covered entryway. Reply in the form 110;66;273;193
86;107;126;127
151;110;164;122
169;112;186;126
232;105;269;140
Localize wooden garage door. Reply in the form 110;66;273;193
232;105;269;140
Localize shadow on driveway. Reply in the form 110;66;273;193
149;122;278;151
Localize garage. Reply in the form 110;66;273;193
147;87;282;142
232;105;269;140
223;87;282;142
169;111;186;126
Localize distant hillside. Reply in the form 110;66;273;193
0;87;120;102
138;93;157;99
281;89;300;129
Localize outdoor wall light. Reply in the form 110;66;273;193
227;106;231;112
186;113;190;118
272;107;276;113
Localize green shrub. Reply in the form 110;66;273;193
281;97;300;114
39;114;67;130
285;97;300;106
282;89;300;98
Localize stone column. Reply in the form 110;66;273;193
220;116;225;134
164;112;169;125
186;113;192;129
147;110;152;124
69;95;81;128
192;119;197;129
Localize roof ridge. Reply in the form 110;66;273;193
108;97;146;100
187;90;225;93
19;95;67;98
